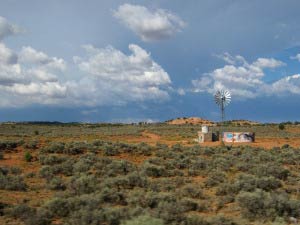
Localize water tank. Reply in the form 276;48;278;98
201;125;209;133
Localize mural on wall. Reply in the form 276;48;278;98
223;132;255;143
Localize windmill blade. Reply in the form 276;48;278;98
214;90;223;106
223;90;231;106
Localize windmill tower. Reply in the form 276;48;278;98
214;90;231;142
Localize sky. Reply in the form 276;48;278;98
0;0;300;123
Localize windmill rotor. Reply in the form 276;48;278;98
214;90;231;108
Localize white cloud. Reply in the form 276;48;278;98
73;44;171;105
114;3;185;42
268;74;300;95
0;16;23;40
290;53;300;62
177;88;186;96
192;53;287;98
19;46;66;71
253;58;286;68
0;41;68;107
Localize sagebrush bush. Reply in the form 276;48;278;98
237;189;300;219
122;214;164;225
0;173;27;191
47;177;66;190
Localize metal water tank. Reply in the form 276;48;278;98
201;126;209;133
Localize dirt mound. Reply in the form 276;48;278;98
166;117;215;125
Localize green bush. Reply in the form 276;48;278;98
122;215;164;225
278;124;285;130
24;152;33;162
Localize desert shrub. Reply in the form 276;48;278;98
98;187;126;204
205;171;226;187
171;143;184;152
0;167;9;175
39;166;55;180
39;155;67;165
126;171;148;188
255;177;282;191
237;189;300;220
122;214;164;225
208;216;238;225
47;177;66;190
24;208;52;225
188;158;208;176
42;142;65;153
142;163;167;177
0;173;27;191
278;123;285;130
0;140;20;150
73;153;98;173
44;197;71;217
251;164;289;180
64;209;105;225
72;159;92;173
26;172;36;178
141;192;176;209
9;204;35;220
24;151;33;162
59;159;75;176
106;160;137;177
64;142;85;155
211;156;233;171
24;140;38;149
10;166;22;175
68;175;98;195
217;174;282;196
185;215;210;225
9;204;51;225
136;142;153;156
179;184;204;199
179;198;201;211
0;202;9;216
154;200;185;223
39;159;74;179
103;144;120;156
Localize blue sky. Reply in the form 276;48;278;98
0;0;300;122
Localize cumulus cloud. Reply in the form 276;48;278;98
290;53;300;62
0;41;172;108
0;40;68;107
114;3;185;42
72;44;171;105
268;74;300;95
192;53;288;98
19;46;66;71
0;16;23;40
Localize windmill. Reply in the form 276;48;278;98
214;90;231;142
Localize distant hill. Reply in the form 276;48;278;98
166;117;215;125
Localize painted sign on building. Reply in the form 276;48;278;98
223;132;255;143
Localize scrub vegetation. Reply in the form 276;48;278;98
1;122;300;225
